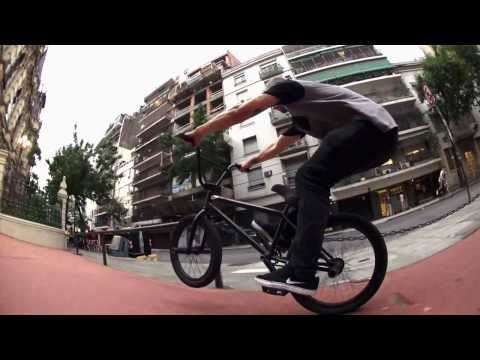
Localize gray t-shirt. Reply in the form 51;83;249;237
264;78;398;139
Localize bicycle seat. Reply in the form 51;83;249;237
271;184;299;206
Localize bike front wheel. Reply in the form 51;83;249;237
292;213;388;315
170;214;222;288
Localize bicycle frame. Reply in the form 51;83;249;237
173;147;334;273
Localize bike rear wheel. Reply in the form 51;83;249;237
170;214;222;288
292;213;388;315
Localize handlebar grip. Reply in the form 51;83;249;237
232;163;251;172
176;133;195;147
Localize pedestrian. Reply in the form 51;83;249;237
437;168;448;196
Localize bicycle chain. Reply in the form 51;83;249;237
325;193;480;242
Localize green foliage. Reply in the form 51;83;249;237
102;197;128;225
45;124;122;230
415;45;480;124
164;105;231;186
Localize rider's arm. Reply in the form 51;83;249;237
240;135;300;172
187;94;280;147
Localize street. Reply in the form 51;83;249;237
77;182;480;291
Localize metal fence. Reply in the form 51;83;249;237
1;178;62;228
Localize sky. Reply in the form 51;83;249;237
34;45;425;187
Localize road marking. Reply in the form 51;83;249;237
231;268;268;274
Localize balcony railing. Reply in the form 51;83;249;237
140;102;172;129
282;45;332;59
173;106;192;120
132;185;171;205
270;109;292;126
290;45;382;76
137;115;171;140
172;122;193;136
280;138;308;155
367;90;414;105
210;89;223;100
172;63;222;100
94;215;111;228
134;150;172;170
210;104;225;115
93;207;108;216
259;63;284;80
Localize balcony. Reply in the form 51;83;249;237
209;88;223;101
132;183;172;206
94;213;111;227
296;57;394;83
139;102;172;129
270;109;292;127
282;45;332;59
136;115;171;141
280;138;308;156
172;63;223;101
172;106;192;121
134;150;172;171
172;121;193;136
133;159;172;187
259;63;284;80
209;104;225;116
93;207;108;217
290;45;382;76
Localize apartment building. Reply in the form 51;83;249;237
223;45;456;223
92;113;138;230
131;52;240;247
0;45;47;190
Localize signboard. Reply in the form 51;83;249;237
423;84;436;106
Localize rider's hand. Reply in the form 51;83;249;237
240;156;258;172
183;130;202;148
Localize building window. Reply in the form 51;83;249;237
243;136;259;155
248;166;265;191
236;89;249;105
234;73;246;86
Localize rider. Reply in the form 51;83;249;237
183;77;398;295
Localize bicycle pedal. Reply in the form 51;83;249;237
262;286;288;296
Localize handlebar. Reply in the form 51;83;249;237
176;134;248;191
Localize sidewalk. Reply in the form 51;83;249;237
1;225;480;314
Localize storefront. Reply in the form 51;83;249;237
336;171;439;221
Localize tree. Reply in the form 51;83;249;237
45;125;122;231
414;45;480;196
160;105;231;186
414;45;480;125
102;197;128;227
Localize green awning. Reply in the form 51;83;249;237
298;58;394;82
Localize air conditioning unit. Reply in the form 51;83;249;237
382;169;392;175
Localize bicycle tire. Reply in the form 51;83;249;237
292;212;388;315
170;214;222;288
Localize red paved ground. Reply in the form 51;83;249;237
1;231;480;315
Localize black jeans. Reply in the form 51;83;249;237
289;120;398;278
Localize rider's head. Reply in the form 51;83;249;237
269;77;290;113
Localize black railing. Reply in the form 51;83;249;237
1;179;61;228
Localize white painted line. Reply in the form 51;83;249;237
231;268;268;274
